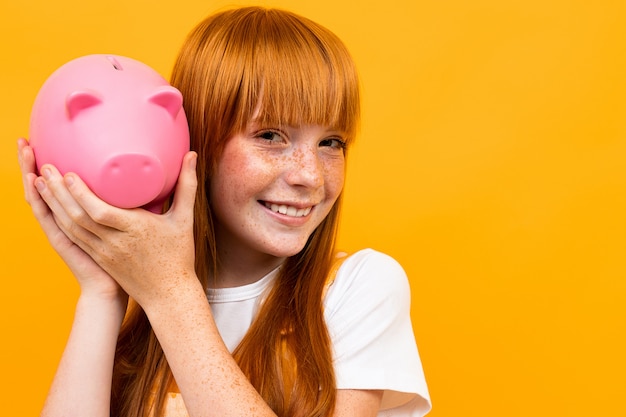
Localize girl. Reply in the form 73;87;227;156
18;7;430;417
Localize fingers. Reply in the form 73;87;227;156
35;165;104;246
169;151;198;222
17;139;59;233
17;138;39;205
62;172;133;231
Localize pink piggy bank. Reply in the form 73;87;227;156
29;54;190;213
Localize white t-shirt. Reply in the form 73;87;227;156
207;249;432;416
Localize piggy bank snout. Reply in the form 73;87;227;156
97;153;166;209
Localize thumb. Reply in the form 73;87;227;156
169;151;198;219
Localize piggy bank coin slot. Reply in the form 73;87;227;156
106;55;124;71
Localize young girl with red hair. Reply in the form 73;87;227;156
19;7;430;417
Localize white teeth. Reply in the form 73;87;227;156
265;202;312;217
296;207;311;217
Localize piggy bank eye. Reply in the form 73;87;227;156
66;91;103;120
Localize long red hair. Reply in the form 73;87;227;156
111;7;360;417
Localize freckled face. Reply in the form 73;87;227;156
209;124;346;262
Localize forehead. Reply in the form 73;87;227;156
250;86;351;134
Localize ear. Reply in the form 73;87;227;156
148;86;183;119
66;90;103;120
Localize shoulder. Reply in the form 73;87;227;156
339;248;406;275
324;248;411;322
327;249;410;303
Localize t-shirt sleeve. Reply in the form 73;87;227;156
323;249;431;416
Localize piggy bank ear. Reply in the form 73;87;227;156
148;86;183;119
66;90;103;120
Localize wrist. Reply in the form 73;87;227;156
76;290;128;325
140;276;207;322
78;278;127;302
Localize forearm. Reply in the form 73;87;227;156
41;293;126;417
144;281;276;417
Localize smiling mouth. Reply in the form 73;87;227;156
262;201;313;217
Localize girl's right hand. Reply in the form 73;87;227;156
17;138;126;303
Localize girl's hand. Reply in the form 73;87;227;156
17;138;125;303
30;148;199;309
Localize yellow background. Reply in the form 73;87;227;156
1;0;624;416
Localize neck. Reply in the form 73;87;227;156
210;238;286;289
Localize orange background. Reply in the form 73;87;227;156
1;0;625;416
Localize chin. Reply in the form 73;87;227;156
263;240;309;259
268;247;305;259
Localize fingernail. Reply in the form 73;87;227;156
35;178;46;192
64;175;74;187
41;167;52;180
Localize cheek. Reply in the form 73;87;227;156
210;151;249;208
324;160;346;200
211;148;276;204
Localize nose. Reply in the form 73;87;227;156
96;153;165;209
284;147;325;189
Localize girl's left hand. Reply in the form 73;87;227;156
34;151;200;308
